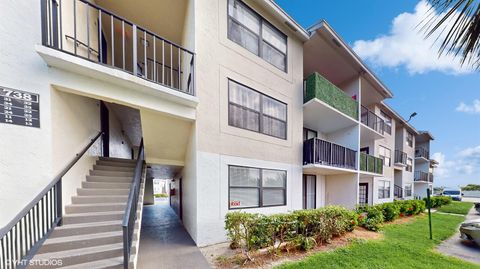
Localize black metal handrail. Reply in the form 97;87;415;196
394;150;407;165
394;184;403;199
303;138;357;170
361;105;385;135
122;139;144;269
415;147;430;159
0;131;103;269
40;0;195;95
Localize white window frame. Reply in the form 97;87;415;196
380;111;392;135
406;131;413;147
378;145;391;167
378;180;391;199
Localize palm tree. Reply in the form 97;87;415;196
421;0;480;70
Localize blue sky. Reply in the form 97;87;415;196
277;0;480;188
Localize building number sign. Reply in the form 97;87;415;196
0;86;40;128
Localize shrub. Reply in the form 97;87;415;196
424;196;452;208
225;206;359;256
378;202;400;221
154;193;168;198
360;206;384;231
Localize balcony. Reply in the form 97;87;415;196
394;150;407;167
415;147;430;160
303;138;357;173
40;0;195;96
414;171;431;182
428;172;434;183
359;152;383;175
361;105;385;139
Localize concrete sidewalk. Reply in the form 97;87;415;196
136;200;211;269
436;206;480;264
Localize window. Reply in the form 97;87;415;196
378;180;391;199
406;157;413;172
406;132;413;147
380;111;392;135
404;184;412;197
378;146;391;167
303;128;317;141
228;80;287;139
227;0;287;71
229;165;286;209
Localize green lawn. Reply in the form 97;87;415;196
276;213;479;269
436;201;473;215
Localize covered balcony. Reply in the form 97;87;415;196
359;152;383;175
394;150;407;167
39;0;195;98
415;147;430;160
303;72;359;134
360;105;385;140
414;171;431;182
303;138;357;174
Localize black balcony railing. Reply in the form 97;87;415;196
303;138;357;170
361;105;385;134
414;171;429;182
428;173;434;183
40;0;195;95
415;147;430;159
394;150;407;165
394;184;403;199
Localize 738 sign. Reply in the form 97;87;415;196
1;87;38;103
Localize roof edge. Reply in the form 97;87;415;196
264;0;309;41
308;20;394;98
380;102;419;135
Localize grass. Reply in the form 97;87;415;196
436;201;473;215
277;213;479;269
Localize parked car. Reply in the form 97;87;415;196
442;189;462;201
460;219;480;246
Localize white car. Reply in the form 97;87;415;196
442;189;462;201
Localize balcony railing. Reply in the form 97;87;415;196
303;138;357;170
415;147;430;159
304;73;359;120
40;0;195;95
414;171;429;182
394;150;407;166
359;152;383;174
361;105;385;135
428;172;434;183
394;184;403;199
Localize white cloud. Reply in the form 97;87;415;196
352;1;473;75
432;146;480;187
456;99;480;114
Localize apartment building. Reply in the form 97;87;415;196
0;0;436;268
414;131;437;198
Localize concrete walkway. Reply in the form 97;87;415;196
136;200;211;269
436;205;480;264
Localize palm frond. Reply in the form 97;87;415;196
421;0;480;70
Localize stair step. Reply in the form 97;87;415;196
77;188;130;196
96;160;136;167
90;170;134;177
72;195;129;204
82;181;131;189
62;211;125;225
65;203;127;214
59;256;135;269
50;221;122;238
99;157;136;163
38;231;124;254
86;175;132;183
30;243;136;268
93;165;135;172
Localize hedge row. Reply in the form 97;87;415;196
358;200;426;231
225;206;356;253
423;196;452;208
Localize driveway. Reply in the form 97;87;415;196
436;202;480;264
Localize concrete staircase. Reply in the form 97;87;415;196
30;157;145;269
